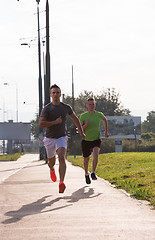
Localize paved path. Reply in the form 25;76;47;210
0;154;39;184
0;154;155;240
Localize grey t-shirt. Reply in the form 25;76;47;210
40;102;73;138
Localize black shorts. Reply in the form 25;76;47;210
81;139;101;158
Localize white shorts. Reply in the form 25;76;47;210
43;136;68;158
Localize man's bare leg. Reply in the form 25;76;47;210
57;147;67;193
48;156;57;182
92;147;100;172
57;147;66;182
84;157;89;175
91;147;100;180
48;156;56;171
84;157;91;184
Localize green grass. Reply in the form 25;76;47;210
67;152;155;208
0;153;24;161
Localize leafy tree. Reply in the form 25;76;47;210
31;114;39;139
64;90;94;116
64;88;130;116
95;88;130;116
141;132;155;140
142;111;155;133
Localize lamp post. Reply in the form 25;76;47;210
36;0;44;160
21;1;44;159
18;0;51;160
36;0;43;116
45;0;50;106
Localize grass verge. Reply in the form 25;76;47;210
67;152;155;208
0;153;24;161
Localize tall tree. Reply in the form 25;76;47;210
95;88;130;116
64;88;130;116
142;111;155;133
31;114;39;139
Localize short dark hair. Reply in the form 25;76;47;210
50;84;60;90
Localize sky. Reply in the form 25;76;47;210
0;0;155;123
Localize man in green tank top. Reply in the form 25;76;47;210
80;97;109;184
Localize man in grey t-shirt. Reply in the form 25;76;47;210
41;101;73;139
39;84;85;193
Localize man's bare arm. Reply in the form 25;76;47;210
103;117;109;138
82;119;90;131
39;116;62;128
70;112;85;139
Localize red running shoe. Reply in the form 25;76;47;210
50;168;57;182
59;181;66;193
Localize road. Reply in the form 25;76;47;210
0;154;155;240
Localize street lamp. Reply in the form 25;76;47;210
3;82;18;122
45;0;50;106
35;0;44;160
36;0;43;117
36;0;51;161
18;0;51;160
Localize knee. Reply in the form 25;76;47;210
84;157;89;163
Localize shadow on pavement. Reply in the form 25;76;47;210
2;186;102;224
63;186;102;203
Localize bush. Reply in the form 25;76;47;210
122;139;136;152
67;134;155;154
137;143;155;152
100;139;115;153
141;132;155;141
122;139;155;152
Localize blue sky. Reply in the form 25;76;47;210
0;0;155;122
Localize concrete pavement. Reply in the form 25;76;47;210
0;154;155;240
0;154;38;184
